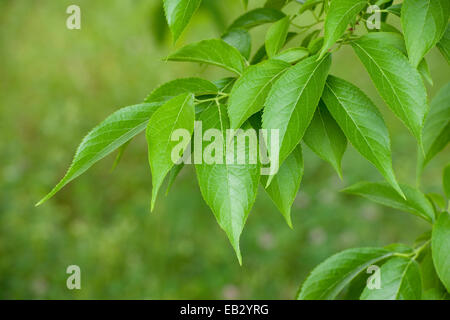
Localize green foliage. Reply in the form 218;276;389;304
360;257;422;300
37;0;450;300
163;0;202;42
401;0;449;68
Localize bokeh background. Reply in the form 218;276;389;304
0;0;448;299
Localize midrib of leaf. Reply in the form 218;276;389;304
352;41;420;146
324;252;394;299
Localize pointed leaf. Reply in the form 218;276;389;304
401;0;449;68
163;0;202;42
432;211;450;291
222;28;252;60
265;16;290;57
297;247;394;300
304;101;347;178
145;78;218;104
343;181;435;222
322;75;403;197
167;39;246;75
262;54;332;166
195;104;260;264
319;0;367;59
352;36;428;146
228;8;285;30
146;93;195;211
36;103;162;206
422;82;450;166
228;59;290;129
261;144;303;228
360;257;422;300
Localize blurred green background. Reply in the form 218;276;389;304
0;0;448;299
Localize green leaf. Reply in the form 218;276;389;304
163;0;202;42
352;36;428;146
319;0;367;59
195;104;260;264
422;288;450;300
272;47;309;64
145;78;218;104
386;3;402;17
146;93;195;211
262;54;332;167
166;163;185;195
36;102;162;206
299;0;322;15
228;59;290;129
297;247;394;300
110;140;130;172
422;82;450;166
420;248;446;292
437;24;450;64
265;16;290;58
322;75;404;198
343;182;435;223
401;0;450;68
167;39;246;75
261;145;303;228
301;29;321;47
222;28;252;60
360;257;422;300
304;101;347;179
360;32;433;85
308;36;324;55
444;164;450;200
432;211;450;291
264;0;287;10
228;8;285;30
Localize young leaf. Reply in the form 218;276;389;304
261;144;304;228
228;59;290;129
262;54;332;167
146;93;195;211
401;0;449;68
145;78;218;104
360;257;422;300
432;211;450;291
222;28;252;60
272;47;309;64
167;39;246;75
322;75;404;198
297;247;394;300
265;16;290;58
319;0;367;59
422;82;450;166
352;36;428;146
228;8;285;31
195;104;260;264
163;0;202;43
444;164;450;200
343;182;435;223
304;101;347;179
36;102;162;206
437;25;450;64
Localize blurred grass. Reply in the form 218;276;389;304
0;0;448;299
